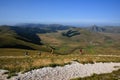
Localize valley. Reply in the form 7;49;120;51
0;24;120;80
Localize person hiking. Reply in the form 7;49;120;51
38;51;41;56
80;48;82;54
25;51;29;56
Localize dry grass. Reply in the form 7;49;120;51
0;53;120;73
38;33;63;46
37;31;120;55
0;48;51;56
0;48;120;78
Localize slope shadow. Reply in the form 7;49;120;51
11;27;43;45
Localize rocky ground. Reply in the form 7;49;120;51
0;61;120;80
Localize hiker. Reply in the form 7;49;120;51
38;51;41;56
25;51;29;56
51;49;54;54
80;48;83;54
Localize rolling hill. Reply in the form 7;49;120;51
0;24;120;55
38;26;120;55
0;25;51;51
0;24;72;52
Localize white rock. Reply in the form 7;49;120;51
1;62;120;80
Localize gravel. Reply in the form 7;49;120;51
0;69;9;80
1;62;120;80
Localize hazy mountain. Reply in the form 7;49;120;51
16;23;71;31
85;25;106;32
85;25;120;33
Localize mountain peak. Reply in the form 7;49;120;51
91;25;105;32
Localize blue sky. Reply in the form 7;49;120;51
0;0;120;26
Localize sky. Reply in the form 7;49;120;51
0;0;120;26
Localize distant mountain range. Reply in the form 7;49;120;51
15;23;71;30
0;23;120;54
85;25;120;33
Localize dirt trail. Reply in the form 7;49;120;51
0;55;120;58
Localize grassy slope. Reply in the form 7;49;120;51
0;26;120;55
0;26;120;79
0;35;51;52
38;28;120;55
0;54;120;78
0;26;51;52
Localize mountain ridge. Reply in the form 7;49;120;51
0;24;120;54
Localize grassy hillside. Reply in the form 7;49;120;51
0;53;120;78
0;24;72;53
0;25;120;55
0;25;51;52
0;25;120;79
38;27;120;55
